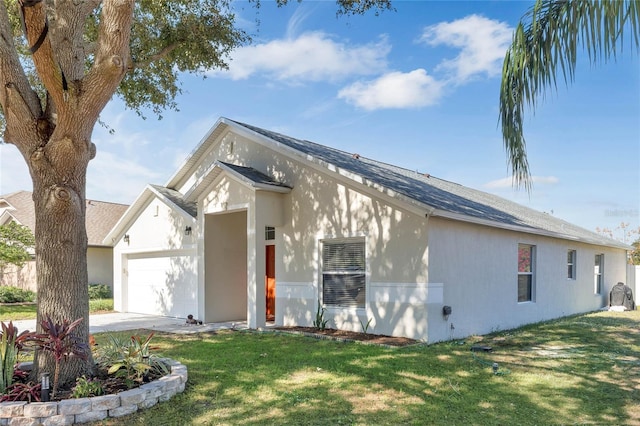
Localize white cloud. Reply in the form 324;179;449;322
87;150;163;204
208;32;390;82
419;14;513;81
484;175;560;189
337;69;444;110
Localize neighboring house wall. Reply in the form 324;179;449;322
87;247;114;287
0;260;37;292
112;197;197;318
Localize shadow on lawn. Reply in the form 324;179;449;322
97;311;639;425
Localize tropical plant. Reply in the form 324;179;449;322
31;317;90;397
0;0;388;388
96;333;168;387
71;375;104;398
500;0;640;188
0;381;41;403
0;321;36;394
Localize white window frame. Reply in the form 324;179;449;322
517;244;536;303
567;249;577;280
594;254;604;295
320;237;366;309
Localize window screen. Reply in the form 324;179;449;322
322;240;365;308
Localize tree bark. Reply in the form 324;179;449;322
0;0;135;387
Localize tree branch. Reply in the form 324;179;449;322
0;1;43;147
83;0;134;127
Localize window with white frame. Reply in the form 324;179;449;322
594;254;604;294
567;250;577;280
518;244;535;302
322;239;366;309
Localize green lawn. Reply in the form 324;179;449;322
94;310;640;425
0;299;113;321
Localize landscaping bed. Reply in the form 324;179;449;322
273;326;419;347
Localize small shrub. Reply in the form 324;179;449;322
0;287;35;303
313;302;328;330
72;376;104;398
88;284;111;300
89;298;114;312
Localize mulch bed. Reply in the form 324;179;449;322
273;326;420;347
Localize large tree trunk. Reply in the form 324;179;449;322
31;132;96;386
0;0;135;387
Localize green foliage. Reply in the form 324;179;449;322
96;333;168;387
313;302;328;330
359;317;373;334
71;375;104;398
500;0;640;188
88;284;111;300
0;321;37;394
0;223;35;269
631;238;640;265
0;286;35;303
89;298;114;312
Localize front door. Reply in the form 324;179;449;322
265;245;275;321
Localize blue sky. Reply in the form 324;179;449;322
1;1;638;239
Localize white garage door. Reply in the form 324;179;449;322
126;252;197;318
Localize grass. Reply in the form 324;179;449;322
0;299;114;321
93;310;640;425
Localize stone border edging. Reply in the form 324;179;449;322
0;358;187;425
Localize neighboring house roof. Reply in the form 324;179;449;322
0;191;128;247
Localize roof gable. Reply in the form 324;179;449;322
156;118;629;250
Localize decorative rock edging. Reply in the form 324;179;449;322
0;358;187;425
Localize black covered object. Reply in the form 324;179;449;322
609;282;636;311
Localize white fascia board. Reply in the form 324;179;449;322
102;187;154;245
431;209;631;250
164;118;230;189
0;211;20;226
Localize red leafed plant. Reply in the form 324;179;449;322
32;317;90;397
0;382;41;403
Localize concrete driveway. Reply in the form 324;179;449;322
8;312;248;335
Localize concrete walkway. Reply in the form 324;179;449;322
9;312;249;335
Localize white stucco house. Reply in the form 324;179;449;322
105;118;630;343
0;191;128;292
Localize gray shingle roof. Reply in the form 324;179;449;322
218;162;291;191
229;120;628;249
149;185;197;218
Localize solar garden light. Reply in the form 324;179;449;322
41;372;50;402
492;363;499;375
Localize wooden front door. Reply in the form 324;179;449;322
265;245;275;321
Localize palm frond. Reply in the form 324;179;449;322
499;0;640;190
